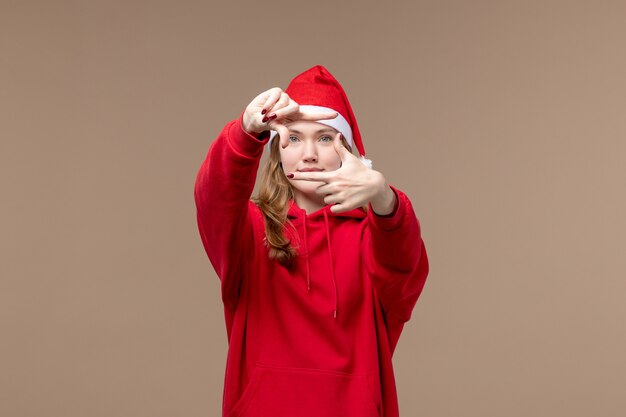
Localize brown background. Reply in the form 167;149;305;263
2;0;625;416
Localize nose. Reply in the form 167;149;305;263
301;140;318;162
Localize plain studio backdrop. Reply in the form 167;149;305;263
1;1;625;416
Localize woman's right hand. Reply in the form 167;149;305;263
242;87;338;149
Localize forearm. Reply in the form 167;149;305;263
194;114;266;213
194;113;268;307
366;185;421;271
363;185;428;323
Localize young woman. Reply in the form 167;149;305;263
194;65;429;417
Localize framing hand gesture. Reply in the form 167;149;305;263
242;87;338;148
287;132;389;214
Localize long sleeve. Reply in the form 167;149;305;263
362;185;430;352
194;110;270;313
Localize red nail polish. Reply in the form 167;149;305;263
262;115;268;123
269;113;277;120
261;108;267;115
287;173;294;178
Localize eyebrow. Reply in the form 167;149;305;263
289;128;335;134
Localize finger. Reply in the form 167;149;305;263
267;100;299;121
323;193;340;205
299;110;338;121
288;170;333;182
333;132;344;159
261;87;283;115
269;93;291;114
314;182;334;195
264;93;290;121
265;118;284;145
333;132;352;161
272;123;290;149
252;89;272;106
329;202;351;214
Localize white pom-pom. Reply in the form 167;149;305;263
359;155;373;169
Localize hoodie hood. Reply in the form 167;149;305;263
286;199;367;319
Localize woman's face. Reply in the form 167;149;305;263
279;120;342;198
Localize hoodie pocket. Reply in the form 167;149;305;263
227;363;380;417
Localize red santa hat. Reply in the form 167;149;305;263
268;65;373;169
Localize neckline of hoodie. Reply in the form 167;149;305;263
287;200;367;221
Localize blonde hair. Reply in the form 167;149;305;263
251;133;369;267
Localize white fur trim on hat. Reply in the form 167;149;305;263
267;105;353;149
359;155;373;169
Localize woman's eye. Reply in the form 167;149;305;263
288;136;299;142
320;136;332;142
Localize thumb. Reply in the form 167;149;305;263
334;132;350;161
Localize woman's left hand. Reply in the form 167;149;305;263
286;133;393;214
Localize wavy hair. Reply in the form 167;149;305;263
251;132;368;268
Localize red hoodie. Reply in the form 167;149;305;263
194;111;430;417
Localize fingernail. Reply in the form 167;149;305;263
268;113;277;120
287;173;294;178
262;115;268;123
261;108;267;115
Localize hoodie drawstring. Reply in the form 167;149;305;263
303;215;311;291
323;210;338;319
300;208;338;320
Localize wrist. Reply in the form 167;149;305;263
370;180;397;216
243;124;268;139
240;118;266;139
241;113;259;135
242;124;261;137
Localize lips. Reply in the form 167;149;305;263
298;168;324;172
